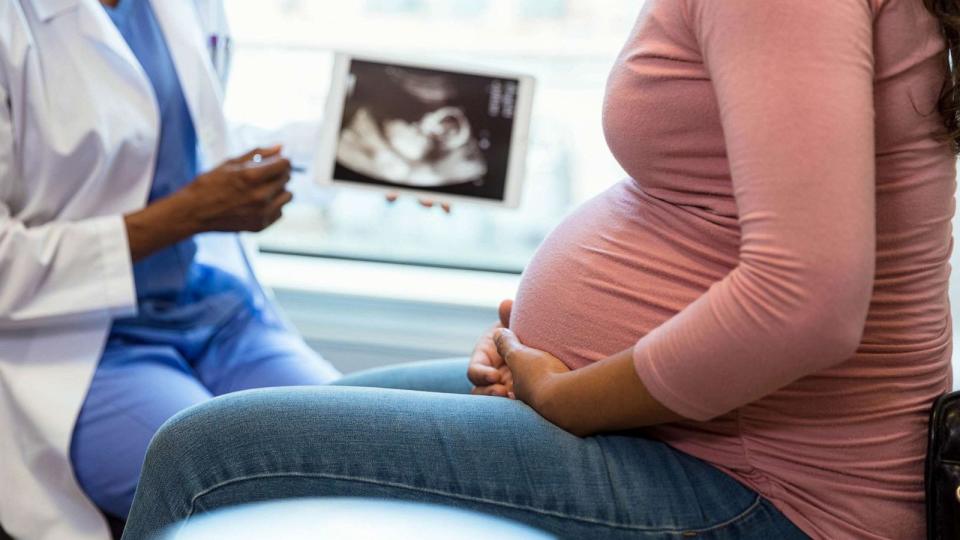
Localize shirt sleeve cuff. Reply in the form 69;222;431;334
632;342;717;422
93;215;137;319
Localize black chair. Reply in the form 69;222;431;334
1;392;958;540
107;515;125;540
926;389;960;540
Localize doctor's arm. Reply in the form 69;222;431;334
0;88;291;331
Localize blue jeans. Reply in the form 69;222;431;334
121;359;808;540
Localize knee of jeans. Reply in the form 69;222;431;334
142;400;224;480
142;420;184;473
142;389;271;471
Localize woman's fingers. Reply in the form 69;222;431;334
467;358;500;386
493;328;524;367
498;299;513;328
497;364;513;384
471;383;510;397
467;320;512;387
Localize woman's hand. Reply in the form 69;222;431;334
124;146;293;262
493;328;571;410
467;299;514;397
492;330;683;437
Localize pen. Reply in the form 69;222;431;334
251;152;306;174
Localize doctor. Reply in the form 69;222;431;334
0;0;344;538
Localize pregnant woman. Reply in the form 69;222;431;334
122;1;954;539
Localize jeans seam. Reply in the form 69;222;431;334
185;471;766;535
691;496;763;533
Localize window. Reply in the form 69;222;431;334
223;0;640;272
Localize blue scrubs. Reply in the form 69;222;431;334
69;0;338;519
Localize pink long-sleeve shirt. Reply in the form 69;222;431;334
510;1;955;538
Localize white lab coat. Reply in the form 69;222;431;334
0;1;255;538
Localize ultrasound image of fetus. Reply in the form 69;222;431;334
336;63;490;188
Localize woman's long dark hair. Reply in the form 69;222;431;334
925;0;960;153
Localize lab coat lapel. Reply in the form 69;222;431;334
77;1;150;87
29;0;78;21
32;0;231;167
31;0;150;93
150;0;231;167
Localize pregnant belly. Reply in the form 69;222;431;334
510;180;740;369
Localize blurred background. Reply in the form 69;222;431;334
224;0;637;273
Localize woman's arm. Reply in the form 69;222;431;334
495;0;878;434
494;331;680;437
628;0;877;422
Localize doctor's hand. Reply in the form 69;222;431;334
181;146;293;233
124;146;293;262
467;299;514;397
